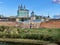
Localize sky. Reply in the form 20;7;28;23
0;0;60;18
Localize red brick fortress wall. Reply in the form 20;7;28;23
40;20;60;28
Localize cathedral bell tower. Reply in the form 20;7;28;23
31;11;36;21
17;4;29;17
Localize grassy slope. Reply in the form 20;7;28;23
0;26;60;42
18;28;60;41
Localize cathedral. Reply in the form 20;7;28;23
0;4;50;22
17;4;29;17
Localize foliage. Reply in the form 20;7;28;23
0;26;60;42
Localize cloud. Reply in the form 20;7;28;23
53;0;60;4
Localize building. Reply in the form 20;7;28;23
0;4;57;28
30;11;36;21
0;5;30;22
41;15;50;22
17;4;29;18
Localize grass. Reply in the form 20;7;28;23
0;26;60;42
16;28;60;42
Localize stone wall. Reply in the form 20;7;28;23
22;22;41;28
0;21;41;28
40;20;60;28
0;20;60;28
0;21;17;26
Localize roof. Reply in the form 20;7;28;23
19;9;29;11
23;20;41;23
